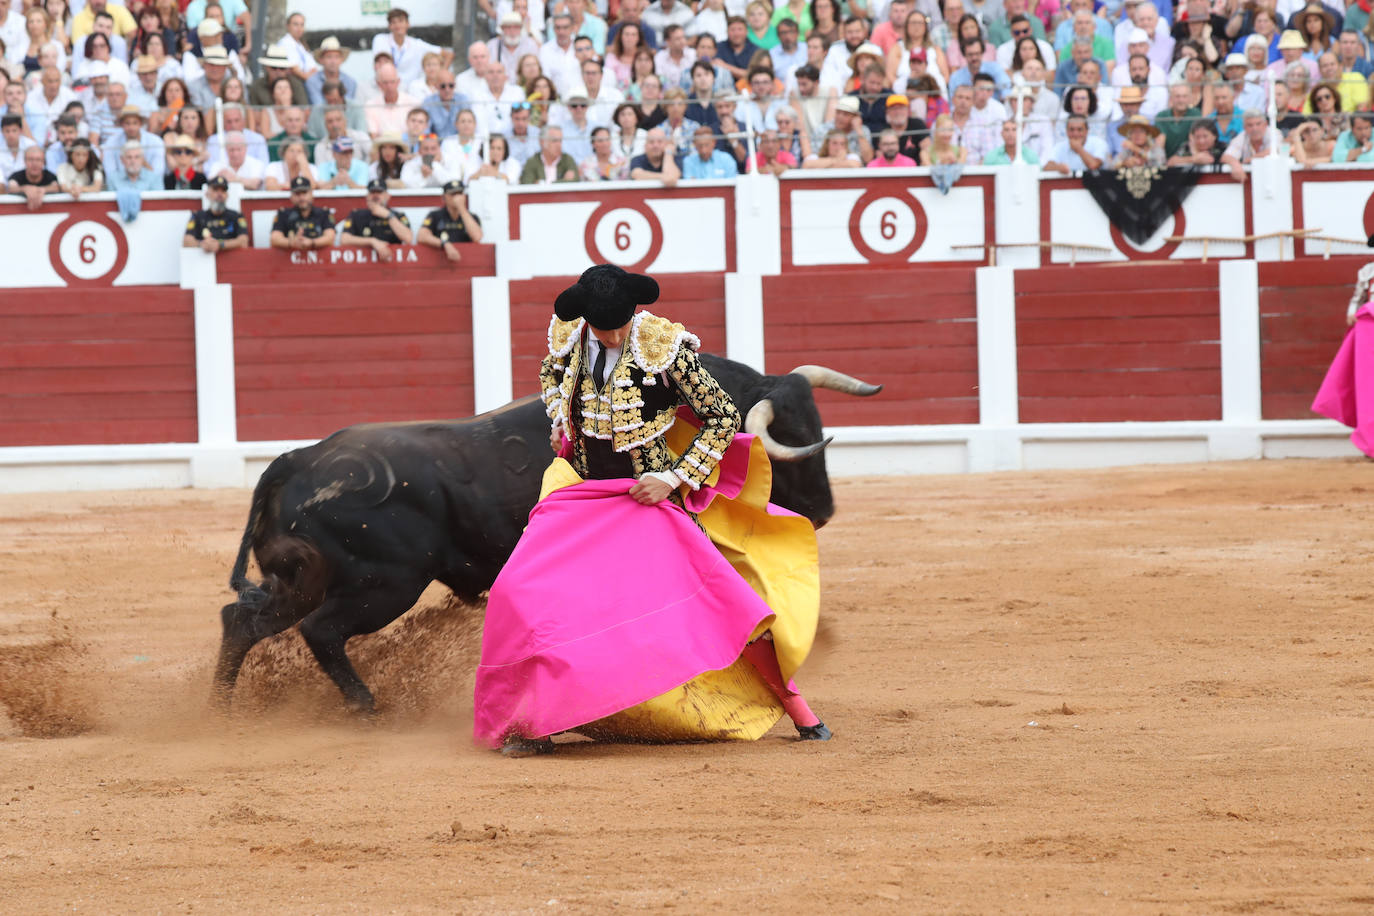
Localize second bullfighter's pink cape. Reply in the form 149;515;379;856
1312;303;1374;457
472;429;819;748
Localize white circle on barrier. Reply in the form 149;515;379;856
856;196;918;256
56;220;120;281
592;207;654;265
1119;213;1176;253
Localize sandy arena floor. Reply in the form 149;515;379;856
1;460;1372;913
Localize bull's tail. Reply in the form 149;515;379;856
229;453;294;597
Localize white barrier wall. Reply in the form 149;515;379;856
3;161;1373;289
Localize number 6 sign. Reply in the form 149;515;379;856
584;201;664;272
47;213;129;286
848;188;926;264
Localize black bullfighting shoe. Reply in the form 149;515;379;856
500;735;556;758
796;721;832;741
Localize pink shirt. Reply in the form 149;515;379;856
871;22;899;54
754;149;799;169
867;153;918;168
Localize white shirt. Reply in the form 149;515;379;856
127;83;160;117
0;9;26;59
207;129;270;168
497;0;544;41
455;65;487;100
539;39;580;97
264;160;321;186
439;135;485;179
821;42;860;90
1113;19;1174;74
642;0;695;40
584;83;625;128
687;8;728;41
399;155;454;188
0;135;37;179
78;57;132;87
1109;67;1168;119
210;154;267;184
371;33;442;85
24;85;78;146
280;33;318;78
468;81;526;137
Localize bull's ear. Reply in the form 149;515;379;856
554;283;587;321
627;273;660;305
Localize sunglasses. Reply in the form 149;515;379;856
1012;27;1031;36
438;82;455;88
569;101;588;108
170;148;193;154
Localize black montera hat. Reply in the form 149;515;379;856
554;264;660;330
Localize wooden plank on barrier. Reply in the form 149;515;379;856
0;365;196;395
1017;342;1220;371
0;419;196;446
1020;368;1222;398
237;306;470;338
234;333;469;364
0;339;197;369
0;313;195;341
1016;316;1218;346
1;391;196;422
236;385;468;416
236;360;466;390
1015;290;1220;319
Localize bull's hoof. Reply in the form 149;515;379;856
500;736;555;758
796;721;832;741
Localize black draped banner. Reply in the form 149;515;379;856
1081;166;1202;246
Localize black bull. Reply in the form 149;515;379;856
214;356;880;713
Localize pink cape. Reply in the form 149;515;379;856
472;444;783;748
1312;304;1374;457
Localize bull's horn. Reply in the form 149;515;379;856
790;365;883;397
744;399;831;462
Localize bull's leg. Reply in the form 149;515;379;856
298;580;427;714
213;588;311;707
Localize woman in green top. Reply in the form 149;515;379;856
745;1;779;50
770;0;814;39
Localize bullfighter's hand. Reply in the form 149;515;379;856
629;476;675;505
549;427;562;452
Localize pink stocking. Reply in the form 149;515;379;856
741;639;821;728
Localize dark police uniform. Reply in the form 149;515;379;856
185;207;248;243
342;207;410;243
419;207;482;243
272;204;335;239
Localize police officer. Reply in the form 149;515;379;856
339;178;414;262
416;179;484;263
269;176;336;251
182;176;250;253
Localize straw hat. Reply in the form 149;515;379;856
134;55;159;74
374;132;407;152
1116;85;1146;106
1298;1;1335;34
1276;30;1307;51
1116;114;1161;138
257;43;294;69
847;42;884;70
313;36;351;64
196;18;223;37
202;46;232;66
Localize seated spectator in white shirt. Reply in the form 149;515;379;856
558;87;597;160
470;58;525;137
366;62;419;138
206;103;269;166
127;55;162;117
0;113;36;177
25;66;75;145
540;15;581;97
279;12;318;82
102;103;165;178
400;132;455;188
371;7;448;86
1043;113;1107;173
207;130;266;189
264;138;320;190
439;110;486;179
575;56;624;127
455;42;491;99
688;0;729;42
643;0;695;42
654;25;697;89
1110;51;1168;118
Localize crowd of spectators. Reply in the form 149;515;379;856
5;0;1374;212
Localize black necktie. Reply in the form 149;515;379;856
593;343;608;391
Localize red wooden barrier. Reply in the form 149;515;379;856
508;273;727;399
1015;263;1222;422
1258;258;1363;419
0;288;197;445
762;267;979;426
232;277;475;441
